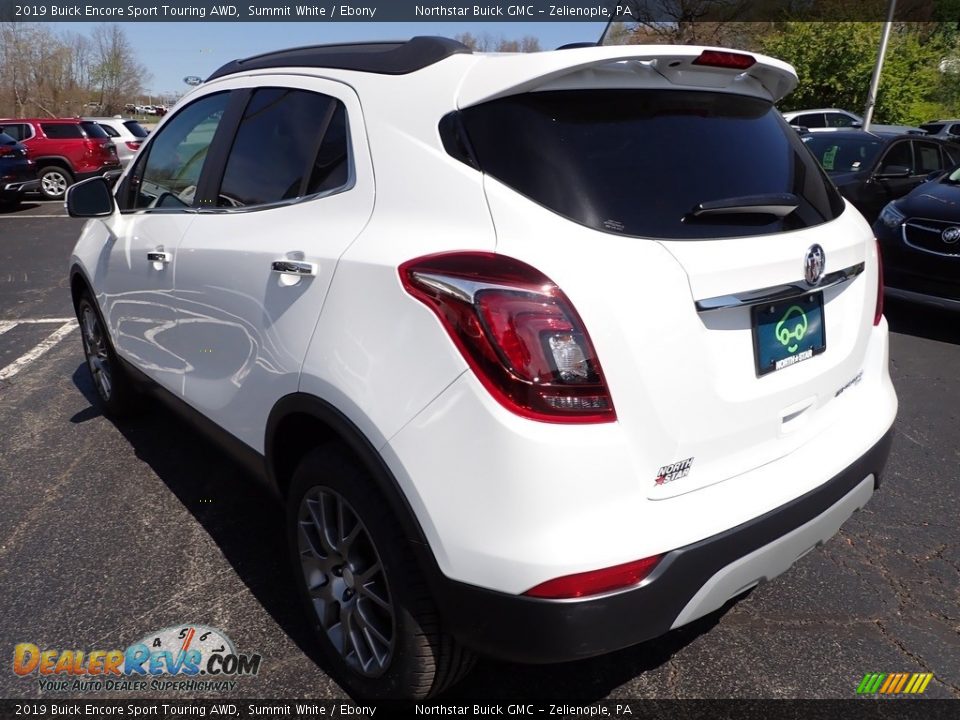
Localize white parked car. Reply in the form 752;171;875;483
66;38;897;699
783;107;925;135
82;116;149;168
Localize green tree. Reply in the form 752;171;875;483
762;22;946;125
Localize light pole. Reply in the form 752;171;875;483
863;0;898;132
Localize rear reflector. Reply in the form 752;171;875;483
692;50;756;70
524;556;663;599
874;239;884;326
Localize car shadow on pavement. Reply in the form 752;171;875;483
884;299;960;345
71;362;733;700
70;364;329;675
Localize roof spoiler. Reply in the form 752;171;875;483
457;45;797;108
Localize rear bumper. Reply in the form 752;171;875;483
435;428;893;664
2;179;39;194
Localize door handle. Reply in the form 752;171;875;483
147;251;171;263
272;260;317;276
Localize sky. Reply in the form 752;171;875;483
50;21;608;98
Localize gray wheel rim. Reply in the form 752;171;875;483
41;171;68;197
80;305;112;401
297;487;395;677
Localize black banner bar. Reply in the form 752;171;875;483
0;699;958;720
0;0;950;23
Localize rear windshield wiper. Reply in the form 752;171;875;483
687;193;800;219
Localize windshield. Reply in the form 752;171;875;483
456;89;844;239
803;135;884;173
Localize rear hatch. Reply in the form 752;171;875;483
453;48;879;498
79;120;119;165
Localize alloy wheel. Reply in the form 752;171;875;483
297;487;395;677
80;304;112;401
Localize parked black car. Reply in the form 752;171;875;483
872;169;960;311
0;131;38;208
802;130;960;223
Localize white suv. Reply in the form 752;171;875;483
67;38;897;699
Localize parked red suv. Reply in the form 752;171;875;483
0;118;120;200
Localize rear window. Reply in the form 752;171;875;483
920;124;945;134
456;90;845;240
123;120;149;138
79;121;109;139
97;123;120;138
41;123;83;139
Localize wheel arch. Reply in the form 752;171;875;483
34;156;74;172
266;393;442;581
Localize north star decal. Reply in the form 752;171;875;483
654;457;694;486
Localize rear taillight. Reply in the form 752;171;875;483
399;252;616;423
874;239;884;326
125;141;141;151
692;50;756;70
0;145;14;157
524;555;663;599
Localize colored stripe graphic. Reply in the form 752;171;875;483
858;672;933;694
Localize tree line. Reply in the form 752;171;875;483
0;23;148;118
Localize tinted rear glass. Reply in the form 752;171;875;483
41;124;83;139
920;124;945;134
97;123;120;137
124;120;149;138
458;90;844;239
0;132;16;145
79;121;109;139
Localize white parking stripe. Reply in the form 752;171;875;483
0;321;16;336
0;319;79;380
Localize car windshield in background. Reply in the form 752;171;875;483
803;135;884;174
123;120;149;138
79;121;109;139
458;90;844;239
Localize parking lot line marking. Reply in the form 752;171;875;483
7;317;76;324
0;320;16;336
0;319;79;380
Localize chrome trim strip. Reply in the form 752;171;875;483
695;262;865;312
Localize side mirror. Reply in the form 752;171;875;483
851;121;863;128
923;170;942;183
66;176;115;217
103;169;123;188
874;165;911;180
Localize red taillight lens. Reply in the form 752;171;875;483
0;145;14;156
874;239;884;326
399;252;616;423
524;556;663;599
692;50;756;70
125;141;141;151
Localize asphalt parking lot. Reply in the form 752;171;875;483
0;199;957;703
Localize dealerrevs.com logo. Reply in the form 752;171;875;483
13;625;262;693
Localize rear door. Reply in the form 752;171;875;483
460;86;878;498
168;77;374;451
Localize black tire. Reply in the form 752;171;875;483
75;292;139;416
287;445;474;699
38;165;73;200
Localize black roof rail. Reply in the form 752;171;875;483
556;42;598;50
206;36;472;81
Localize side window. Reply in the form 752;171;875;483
119;92;229;212
41;124;83;139
217;87;350;208
0;123;29;141
943;145;959;167
879;142;912;173
825;113;856;128
797;113;826;128
97;123;120;138
914;141;943;173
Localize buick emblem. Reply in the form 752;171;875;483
804;244;826;286
941;227;960;244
